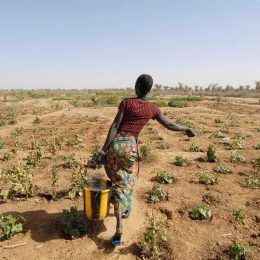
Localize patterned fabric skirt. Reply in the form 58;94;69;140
105;134;137;213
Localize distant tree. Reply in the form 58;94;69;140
154;84;162;95
163;86;169;92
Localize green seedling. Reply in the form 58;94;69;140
63;154;79;169
232;209;246;222
155;170;175;184
0;139;5;149
215;118;223;123
231;152;245;163
197;171;217;186
3;151;14;161
190;144;200;152
175;156;188;167
245;174;260;189
0;215;25;241
140;143;156;162
189;205;212;220
141;220;167;258
253;144;260;150
148;184;167;203
230;140;244;150
207;145;217;162
215;164;230;174
61;207;88;239
228;241;246;260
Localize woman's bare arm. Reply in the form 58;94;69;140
101;109;124;152
155;114;195;137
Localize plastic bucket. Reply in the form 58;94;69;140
83;178;112;220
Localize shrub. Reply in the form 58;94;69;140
232;209;246;222
228;241;246;260
63;154;79;169
230;140;244;150
3;151;14;161
1;164;34;199
0;139;5;149
231;152;245;163
189;205;212;220
207;145;217;162
0;215;25;241
190;144;200;152
148;185;166;203
68;164;88;199
235;130;251;139
215;118;223;123
140;143;156;162
176;118;193;128
175;156;188;167
33;116;41;124
215;164;230;174
197;171;217;186
86;150;103;169
245;174;260;189
141;220;167;258
168;100;188;107
253;157;260;172
155;170;175;184
253;144;260;150
152;99;168;107
61;207;88;239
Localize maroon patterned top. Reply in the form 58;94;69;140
117;98;161;138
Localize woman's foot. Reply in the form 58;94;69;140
111;233;122;246
122;208;131;219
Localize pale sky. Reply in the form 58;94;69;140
0;0;260;89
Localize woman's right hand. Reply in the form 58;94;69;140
185;128;196;137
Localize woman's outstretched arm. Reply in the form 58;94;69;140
100;109;124;153
155;114;195;137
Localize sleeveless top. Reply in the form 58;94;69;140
117;98;161;138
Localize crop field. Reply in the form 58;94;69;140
0;91;259;260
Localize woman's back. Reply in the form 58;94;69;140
118;98;161;138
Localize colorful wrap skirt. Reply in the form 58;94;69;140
105;134;137;213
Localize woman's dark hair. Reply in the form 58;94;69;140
135;74;153;96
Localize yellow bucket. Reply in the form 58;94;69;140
83;179;112;220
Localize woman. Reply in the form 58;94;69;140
96;74;195;245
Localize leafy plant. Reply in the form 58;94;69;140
228;241;246;260
33;116;41;124
86;150;103;169
207;145;217;162
140;143;156;162
0;215;25;241
68;164;88;198
215;164;230;174
3;151;14;161
10;127;23;137
141;220;167;258
190;144;200;152
215;118;223;123
26;146;45;167
256;127;260;132
66;134;83;147
0;139;5;149
168;100;188;107
176;118;193;128
253;157;260;172
189;205;212;220
253;144;260;150
209;131;225;139
148;184;166;203
230;140;244;150
245;174;260;189
51;166;59;196
61;207;88;239
1;164;34;199
156;142;170;150
197;171;217;186
232;209;246;222
63;154;79;169
155;170;175;184
235;130;251;140
231;152;245;163
175;156;188;167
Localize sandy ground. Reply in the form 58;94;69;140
0;97;259;260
